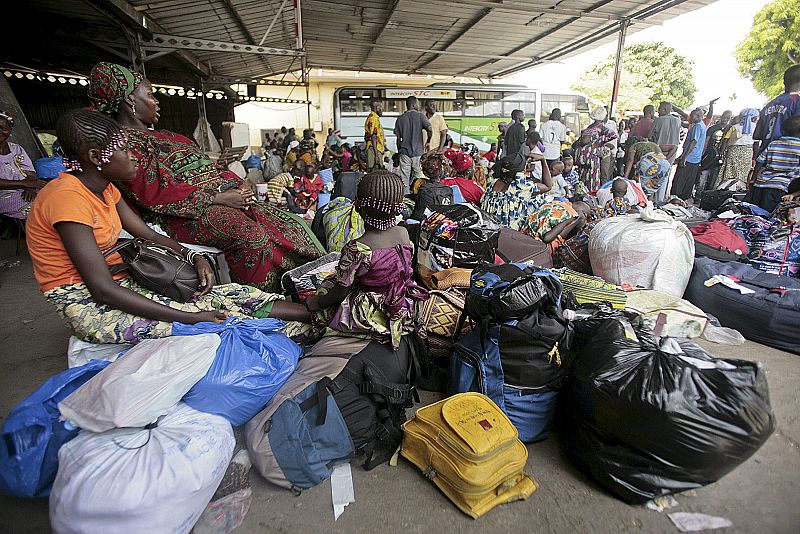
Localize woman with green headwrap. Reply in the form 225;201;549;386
87;62;324;291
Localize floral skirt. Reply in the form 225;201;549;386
45;277;310;344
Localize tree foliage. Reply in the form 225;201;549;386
735;0;800;98
571;41;696;114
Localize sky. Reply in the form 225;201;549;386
505;0;771;113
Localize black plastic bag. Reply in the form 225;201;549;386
562;319;775;504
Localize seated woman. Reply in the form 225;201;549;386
442;151;484;205
26;109;310;345
481;152;552;231
0;111;47;219
87;62;323;291
522;198;592;253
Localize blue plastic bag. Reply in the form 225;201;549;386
244;155;262;170
174;318;302;426
0;359;111;497
33;156;65;179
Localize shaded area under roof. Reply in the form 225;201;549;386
8;0;716;83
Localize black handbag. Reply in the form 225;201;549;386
103;238;201;302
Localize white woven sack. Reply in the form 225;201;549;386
50;403;234;534
589;206;695;298
59;334;220;432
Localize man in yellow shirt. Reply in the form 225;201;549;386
364;99;385;171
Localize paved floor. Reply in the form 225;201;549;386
0;239;798;534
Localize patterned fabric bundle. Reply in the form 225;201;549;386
321;197;365;252
728;213;800;278
554;267;627;309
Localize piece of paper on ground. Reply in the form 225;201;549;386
331;463;355;521
668;512;733;532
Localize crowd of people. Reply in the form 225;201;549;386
0;61;795;350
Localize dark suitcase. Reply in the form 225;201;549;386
699;189;746;211
684;257;800;354
332;171;363;200
496;228;553;268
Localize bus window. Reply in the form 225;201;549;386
504;101;536;118
503;91;537;102
339;89;377;114
464;100;484;117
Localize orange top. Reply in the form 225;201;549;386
27;173;127;292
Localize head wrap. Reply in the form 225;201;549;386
740;108;760;135
288;140;300;150
0;110;13;128
449;151;474;173
87;62;143;115
590;106;607;122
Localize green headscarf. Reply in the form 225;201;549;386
87;62;143;115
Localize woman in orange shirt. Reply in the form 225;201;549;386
27;110;309;344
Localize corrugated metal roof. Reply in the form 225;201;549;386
11;0;717;82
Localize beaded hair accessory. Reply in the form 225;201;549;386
354;196;405;216
62;158;84;173
360;213;399;231
99;132;128;164
0;111;14;127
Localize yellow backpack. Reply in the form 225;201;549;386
401;392;537;518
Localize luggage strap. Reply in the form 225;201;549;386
298;377;335;426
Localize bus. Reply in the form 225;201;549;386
333;84;590;153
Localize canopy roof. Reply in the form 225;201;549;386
9;0;716;84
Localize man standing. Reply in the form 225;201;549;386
505;110;526;158
394;96;432;193
671;108;708;201
540;108;567;166
424;100;449;154
496;121;507;158
700;109;733;191
632;105;655;139
754;65;800;158
650;102;682;201
364;99;386;171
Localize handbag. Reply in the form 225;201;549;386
103;239;201;302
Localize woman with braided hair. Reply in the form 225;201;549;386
305;170;428;350
26;109;311;344
87;62;324;291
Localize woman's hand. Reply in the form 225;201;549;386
22;177;47;189
304;295;322;312
191;310;228;324
193;256;215;297
22;188;38;202
214;188;255;209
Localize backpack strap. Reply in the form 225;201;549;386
298;377;335;426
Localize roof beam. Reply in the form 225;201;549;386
423;0;659;25
413;4;495;71
144;34;305;57
82;0;211;78
359;0;401;69
307;38;532;62
487;0;690;78
259;0;291;45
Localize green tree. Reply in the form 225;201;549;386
571;41;696;114
735;0;800;98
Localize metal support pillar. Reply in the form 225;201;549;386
609;19;629;120
196;78;211;151
295;0;311;129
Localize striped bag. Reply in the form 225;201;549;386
554;268;627;309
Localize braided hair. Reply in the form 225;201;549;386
55;109;124;170
354;170;405;230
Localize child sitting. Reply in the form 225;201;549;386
595;178;633;218
412;155;454;221
548;160;570;198
305;171;428;350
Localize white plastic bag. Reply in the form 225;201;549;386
59;334;220;432
589;206;695;297
67;336;129;368
50;403;234;534
625;289;708;338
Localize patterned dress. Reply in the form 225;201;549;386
522;200;577;240
121;128;324;291
633;152;671;195
481;174;548;231
45;277;310;344
576;123;618;191
315;241;428;349
0;143;35;219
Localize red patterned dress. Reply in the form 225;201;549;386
121;128;324;291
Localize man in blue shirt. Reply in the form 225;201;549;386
671;108;707;200
754;65;800;157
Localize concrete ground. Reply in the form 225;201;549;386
0;238;798;534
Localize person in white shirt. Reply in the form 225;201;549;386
540;108;568;165
424;100;449;153
547;160;570;198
